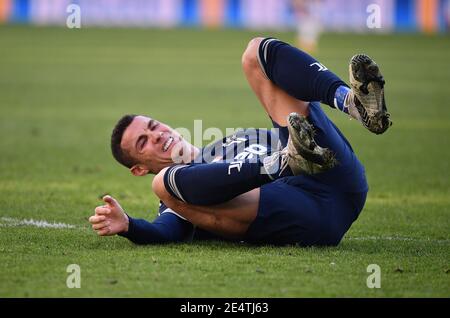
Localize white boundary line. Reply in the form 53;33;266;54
0;217;76;229
1;217;449;244
345;236;450;244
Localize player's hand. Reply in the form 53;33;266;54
89;195;129;236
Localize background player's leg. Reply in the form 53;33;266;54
242;38;309;126
154;183;260;239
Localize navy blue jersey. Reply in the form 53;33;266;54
194;128;281;164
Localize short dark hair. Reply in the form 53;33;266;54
111;114;137;168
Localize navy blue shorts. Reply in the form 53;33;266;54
244;103;368;246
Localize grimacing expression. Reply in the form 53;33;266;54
120;116;184;174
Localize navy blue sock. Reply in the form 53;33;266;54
258;38;348;108
163;161;278;206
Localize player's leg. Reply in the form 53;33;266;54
154;181;260;239
243;37;392;134
155;174;356;247
242;37;309;126
244;177;364;246
155;162;275;206
242;37;346;126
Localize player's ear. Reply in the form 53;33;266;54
130;164;149;177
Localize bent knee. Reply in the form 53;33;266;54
241;37;264;72
152;167;170;201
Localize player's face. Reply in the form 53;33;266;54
121;116;185;175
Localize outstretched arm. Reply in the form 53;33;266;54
89;195;193;244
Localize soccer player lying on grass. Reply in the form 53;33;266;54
89;37;391;246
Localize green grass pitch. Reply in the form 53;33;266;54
0;26;449;297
